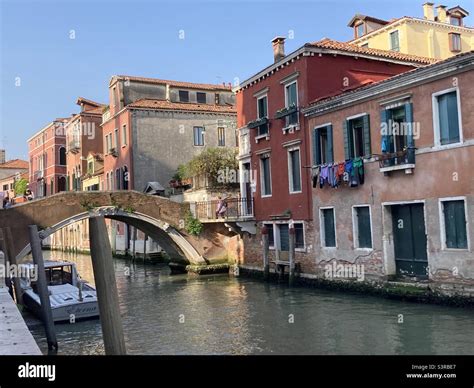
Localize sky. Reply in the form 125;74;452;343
1;0;472;160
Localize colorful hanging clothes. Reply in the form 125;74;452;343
320;165;329;188
312;166;320;188
353;157;365;185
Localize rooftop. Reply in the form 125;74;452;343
127;99;236;114
112;75;233;92
0;159;29;170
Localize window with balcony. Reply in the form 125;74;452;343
380;103;415;169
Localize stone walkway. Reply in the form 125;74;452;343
0;287;42;355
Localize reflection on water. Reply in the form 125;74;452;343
26;251;474;355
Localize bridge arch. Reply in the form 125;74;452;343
15;207;206;265
0;191;212;266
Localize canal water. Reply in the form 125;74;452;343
25;251;474;355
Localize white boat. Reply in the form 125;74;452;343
19;260;99;323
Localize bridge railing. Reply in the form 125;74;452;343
193;198;254;222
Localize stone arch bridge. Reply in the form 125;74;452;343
0;191;241;266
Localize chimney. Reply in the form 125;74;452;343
271;36;286;63
437;5;447;23
423;2;435;21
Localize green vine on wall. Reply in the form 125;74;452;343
184;211;203;236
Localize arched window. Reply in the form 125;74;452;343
122;166;129;190
59;147;66;165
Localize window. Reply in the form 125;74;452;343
59;147;66;165
442;200;467;249
115;169;121;190
356;23;365;38
179;90;189;102
380;103;415;165
263;223;275;248
215;93;220;104
217;127;225;146
285;82;298;126
450;16;461;26
449;33;461;52
313;124;333;165
320;208;336;248
288;148;301;193
353;206;372;249
390;30;399;51
196;92;207;104
113;86;118;107
193;126;205;146
434;90;461;146
122;166;129;190
87;161;93;174
106;134;112;153
257;95;269;136
260;156;272;196
122;124;127;146
114;128;119;149
344;114;371;159
294;222;305;249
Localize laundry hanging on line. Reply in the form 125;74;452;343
311;157;365;189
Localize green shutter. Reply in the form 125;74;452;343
362;114;371;157
313;128;321;165
405;103;414;147
343;120;350;159
327;124;334;163
380;109;390;153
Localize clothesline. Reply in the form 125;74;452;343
311;157;365;189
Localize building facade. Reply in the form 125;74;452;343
349;2;474;59
300;52;474;294
101;75;237;193
65;97;104;191
27;120;67;197
236;36;433;268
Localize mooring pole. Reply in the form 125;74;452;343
2;228;23;304
132;227;137;261
28;225;58;351
262;225;270;281
89;216;126;355
288;226;296;287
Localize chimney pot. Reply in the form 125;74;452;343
436;4;447;23
271;36;286;63
423;2;435;21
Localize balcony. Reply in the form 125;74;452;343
193;198;254;223
375;147;416;174
274;103;297;120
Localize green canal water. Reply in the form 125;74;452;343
26;251;474;355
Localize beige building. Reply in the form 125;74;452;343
348;3;474;59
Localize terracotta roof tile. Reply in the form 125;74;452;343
76;97;104;107
127;99;236;114
0;159;29;169
309;38;436;65
114;75;232;91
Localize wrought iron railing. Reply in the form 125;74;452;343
376;147;416;168
193;198;254;221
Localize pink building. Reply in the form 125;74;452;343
28;119;68;197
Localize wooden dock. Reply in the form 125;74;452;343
0;287;42;355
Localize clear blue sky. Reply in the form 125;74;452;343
1;0;472;160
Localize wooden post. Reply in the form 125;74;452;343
89;216;126;355
261;226;270;281
28;225;58;351
132;227;137;261
4;228;22;304
288;225;296;287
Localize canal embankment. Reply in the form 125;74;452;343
239;265;474;308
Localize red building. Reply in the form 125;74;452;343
236;37;434;266
28;119;68;197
